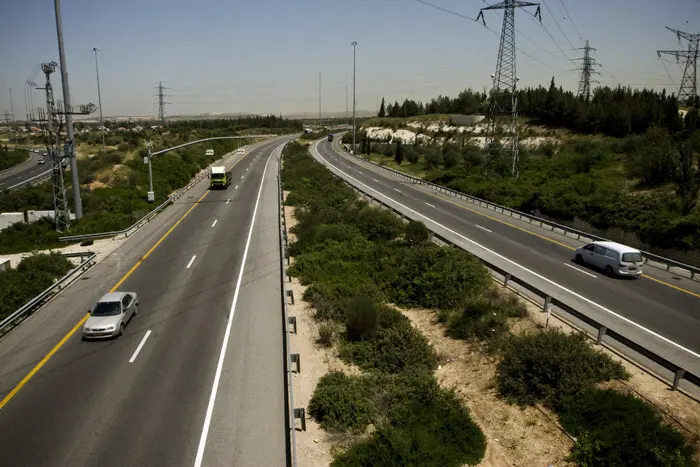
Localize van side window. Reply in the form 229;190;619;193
593;245;607;255
604;249;619;260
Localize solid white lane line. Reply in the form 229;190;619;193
211;220;218;228
565;263;597;278
186;255;196;269
311;141;700;360
425;202;435;208
475;224;492;233
394;188;402;193
129;330;152;363
193;144;279;467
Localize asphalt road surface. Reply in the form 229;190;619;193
0;149;51;191
0;139;290;466
314;139;700;372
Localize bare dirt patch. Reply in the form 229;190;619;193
401;307;574;467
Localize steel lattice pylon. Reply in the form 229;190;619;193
40;62;71;232
478;1;541;178
658;27;699;106
576;40;600;102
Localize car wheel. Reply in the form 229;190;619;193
604;265;614;276
119;323;125;336
575;254;583;264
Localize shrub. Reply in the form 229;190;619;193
382;144;394;158
384;245;490;309
339;307;437;374
333;387;486;467
403;146;419;164
560;389;696;467
443;149;460;168
308;371;375;432
345;295;379;342
354;206;404;242
404;220;430;245
318;322;334;347
496;330;628;409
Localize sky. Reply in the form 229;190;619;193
1;0;699;119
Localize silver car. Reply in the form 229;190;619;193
83;292;139;339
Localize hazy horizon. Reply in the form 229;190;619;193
1;0;698;120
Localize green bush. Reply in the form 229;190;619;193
0;219;63;255
345;295;379;342
445;291;526;345
354;206;404;242
496;330;629;409
403;146;419;164
0;253;73;321
318;322;334;347
332;386;486;467
560;389;696;467
0;149;28;170
404;220;430;245
308;371;375;432
339;307;437;374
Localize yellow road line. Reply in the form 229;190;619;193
0;146;259;410
419;188;700;300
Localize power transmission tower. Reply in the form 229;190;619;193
575;40;600;101
154;81;171;123
27;62;96;232
657;27;699;106
477;1;541;178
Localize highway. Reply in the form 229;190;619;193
0;138;290;466
312;138;700;383
0;149;51;191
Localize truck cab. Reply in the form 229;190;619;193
327;134;334;142
209;166;231;189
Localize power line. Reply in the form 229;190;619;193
555;0;582;39
477;0;542;178
541;0;576;49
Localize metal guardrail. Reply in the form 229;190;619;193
58;136;275;242
319;147;699;392
0;251;97;334
277;158;299;467
339;143;700;280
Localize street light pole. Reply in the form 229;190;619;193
92;47;106;156
146;140;154;202
54;0;83;220
351;41;357;155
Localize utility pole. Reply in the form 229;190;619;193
575;40;600;101
477;0;541;178
92;47;106;156
345;84;348;127
352;41;357;155
658;27;699;106
155;81;170;123
54;0;83;219
146;140;154;202
9;88;15;143
318;72;322;128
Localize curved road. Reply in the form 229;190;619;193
313;138;700;388
0;149;51;191
0;138;291;466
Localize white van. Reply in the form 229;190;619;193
574;241;644;277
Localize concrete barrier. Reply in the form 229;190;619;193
0;213;24;231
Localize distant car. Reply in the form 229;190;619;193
83;292;139;339
574;241;644;277
37;159;46;165
327;134;334;142
42;152;48;157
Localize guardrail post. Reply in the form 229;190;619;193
672;369;685;391
286;289;294;305
290;353;301;373
503;273;511;288
543;296;552;328
293;408;307;431
596;326;607;345
288;316;297;334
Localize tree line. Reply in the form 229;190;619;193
377;81;696;138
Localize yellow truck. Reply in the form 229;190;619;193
209;166;231;189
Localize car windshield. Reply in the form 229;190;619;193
622;252;643;263
91;301;121;316
211;173;225;179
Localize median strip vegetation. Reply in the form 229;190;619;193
0;147;29;171
282;140;699;466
